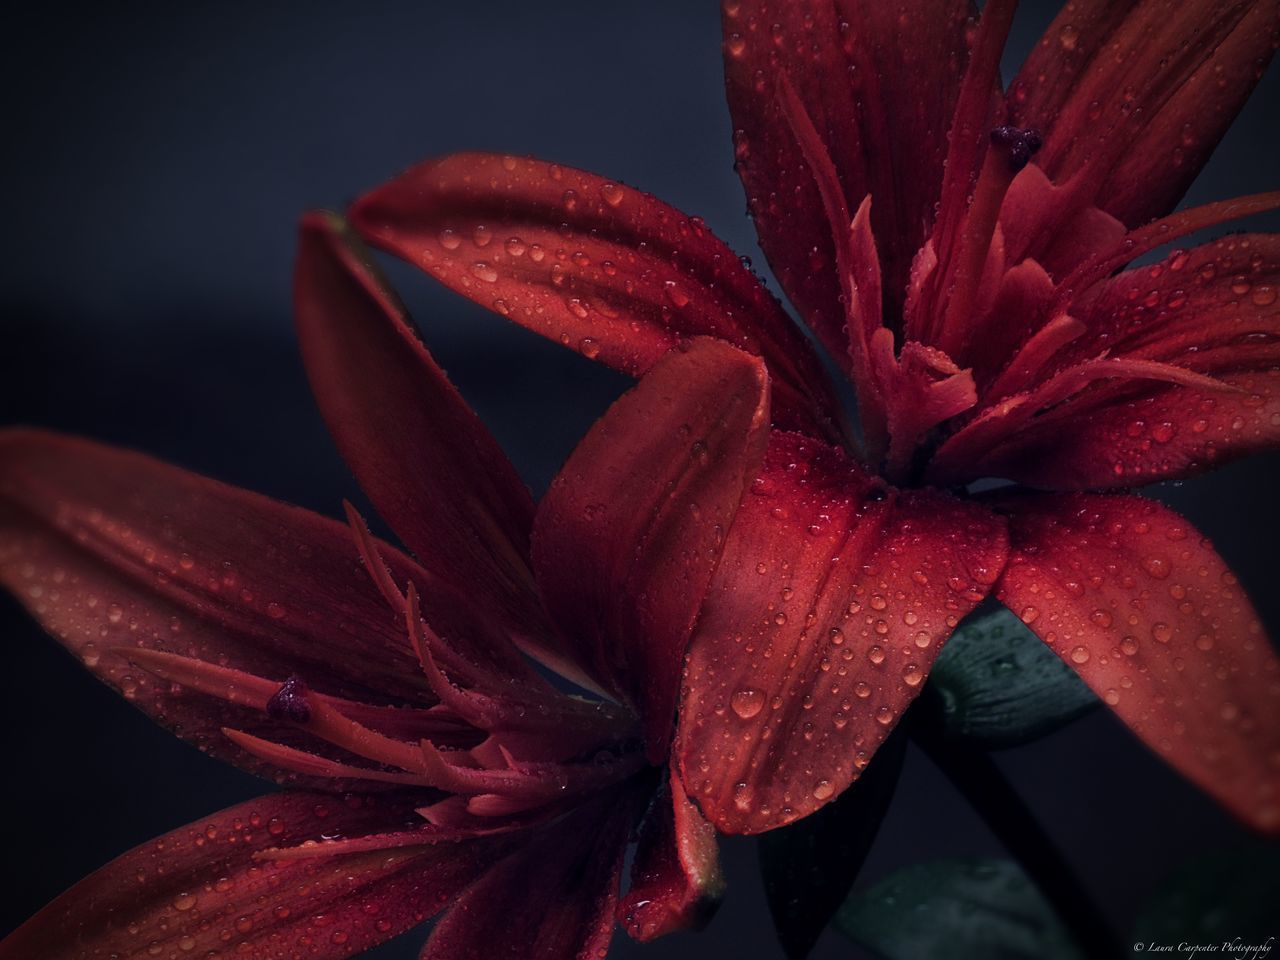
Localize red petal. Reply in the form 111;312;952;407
995;494;1280;833
294;213;563;679
874;336;978;483
0;792;505;960
1059;235;1280;372
771;77;888;455
618;769;724;942
349;153;839;442
676;432;1007;834
421;787;640;960
997;163;1126;282
958;235;1280;489
723;0;976;337
533;338;770;754
0;429;448;781
1007;0;1279;226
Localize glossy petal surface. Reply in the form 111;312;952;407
534;338;770;749
350;153;838;440
971;236;1280;489
996;494;1280;833
1008;0;1279;226
677;432;1007;833
723;0;976;339
0;430;443;780
0;792;502;960
294;213;557;674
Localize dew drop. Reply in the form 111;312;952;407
1070;645;1091;664
600;182;625;207
1152;621;1174;643
730;688;765;719
813;779;835;800
664;281;691;308
1142;556;1171;579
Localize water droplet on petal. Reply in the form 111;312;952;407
600;182;625;207
730;688;765;719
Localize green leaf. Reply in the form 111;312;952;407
836;858;1084;960
928;604;1098;748
1134;847;1280;947
759;725;907;960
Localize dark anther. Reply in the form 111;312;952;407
267;675;312;723
989;125;1043;173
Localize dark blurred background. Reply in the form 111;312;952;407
2;2;1277;957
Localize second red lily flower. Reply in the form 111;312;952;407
0;216;770;958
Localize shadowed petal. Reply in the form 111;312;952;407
618;770;724;942
421;787;641;960
0;429;455;781
294;214;575;685
995;494;1280;834
1007;0;1279;226
723;0;977;338
997;164;1126;282
533;338;770;753
349;153;839;441
0;792;506;960
676;432;1007;834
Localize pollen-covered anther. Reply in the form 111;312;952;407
266;676;312;724
989;125;1043;173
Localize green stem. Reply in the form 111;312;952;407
911;699;1125;959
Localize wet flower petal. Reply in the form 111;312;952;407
0;792;505;960
294;213;579;690
996;493;1280;834
1008;0;1280;227
349;153;839;441
722;0;977;340
533;338;770;755
0;430;449;782
676;432;1007;833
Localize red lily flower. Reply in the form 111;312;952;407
341;0;1280;836
0;216;771;958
